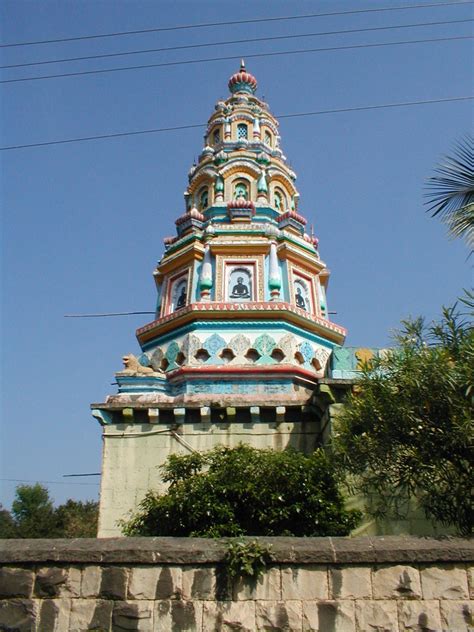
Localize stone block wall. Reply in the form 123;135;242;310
0;536;472;631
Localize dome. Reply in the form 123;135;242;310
175;206;205;226
227;198;256;212
228;60;257;95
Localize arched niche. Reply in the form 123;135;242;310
197;186;209;211
212;127;221;145
170;277;188;312
227;266;253;302
293;277;311;312
273;186;287;212
233;179;250;201
263;129;273;147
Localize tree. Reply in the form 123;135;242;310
11;484;58;538
122;445;360;537
332;305;473;535
55;499;99;538
1;485;99;538
425;135;474;250
0;504;17;538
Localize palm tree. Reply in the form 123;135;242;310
425;135;474;251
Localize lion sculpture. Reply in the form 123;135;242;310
117;354;163;376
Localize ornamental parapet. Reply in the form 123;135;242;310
136;301;346;346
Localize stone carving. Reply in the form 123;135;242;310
149;348;164;371
298;342;314;366
255;333;277;364
255;333;276;357
355;348;375;369
117;354;163;376
278;333;297;359
313;346;331;372
228;334;251;363
204;333;226;359
138;353;151;367
332;346;354;371
165;342;181;371
182;334;202;365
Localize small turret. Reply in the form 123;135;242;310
228;59;258;95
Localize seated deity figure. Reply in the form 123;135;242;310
176;286;187;309
295;286;306;310
231;276;250;299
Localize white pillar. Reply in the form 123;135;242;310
199;244;213;301
268;241;281;301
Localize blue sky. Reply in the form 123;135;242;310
1;0;472;510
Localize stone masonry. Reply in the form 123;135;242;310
0;536;472;631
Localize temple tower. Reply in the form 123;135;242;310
92;62;346;537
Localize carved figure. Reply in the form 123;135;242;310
231;276;250;298
176;286;187;309
295;286;306;309
119;354;163;376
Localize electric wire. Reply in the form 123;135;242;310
1;0;472;48
64;311;155;317
1;95;472;152
2;18;471;70
2;34;472;84
1;478;100;486
63;473;101;477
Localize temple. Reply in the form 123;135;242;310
92;62;355;537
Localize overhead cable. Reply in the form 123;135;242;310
1;477;100;486
64;311;155;317
1;95;472;152
1;1;472;48
1;35;472;85
2;18;472;69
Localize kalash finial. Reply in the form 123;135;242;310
228;59;257;95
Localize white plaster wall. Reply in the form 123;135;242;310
98;420;319;537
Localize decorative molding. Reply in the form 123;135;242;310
137;301;346;346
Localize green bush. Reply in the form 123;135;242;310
224;540;273;580
332;306;473;535
122;445;360;537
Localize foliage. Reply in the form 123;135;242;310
0;504;17;538
54;499;99;538
0;484;99;538
425;135;474;250
224;540;273;580
332;305;473;535
11;484;57;538
122;445;360;537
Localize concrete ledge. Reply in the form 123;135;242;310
0;536;472;565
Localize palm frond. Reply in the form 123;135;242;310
425;136;474;247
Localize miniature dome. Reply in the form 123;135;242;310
176;206;205;226
277;210;307;226
228;60;257;95
227;197;256;212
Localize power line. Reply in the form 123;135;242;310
2;18;471;70
1;1;472;48
1;478;100;486
63;473;101;477
1;95;472;152
64;311;155;317
2;35;472;85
